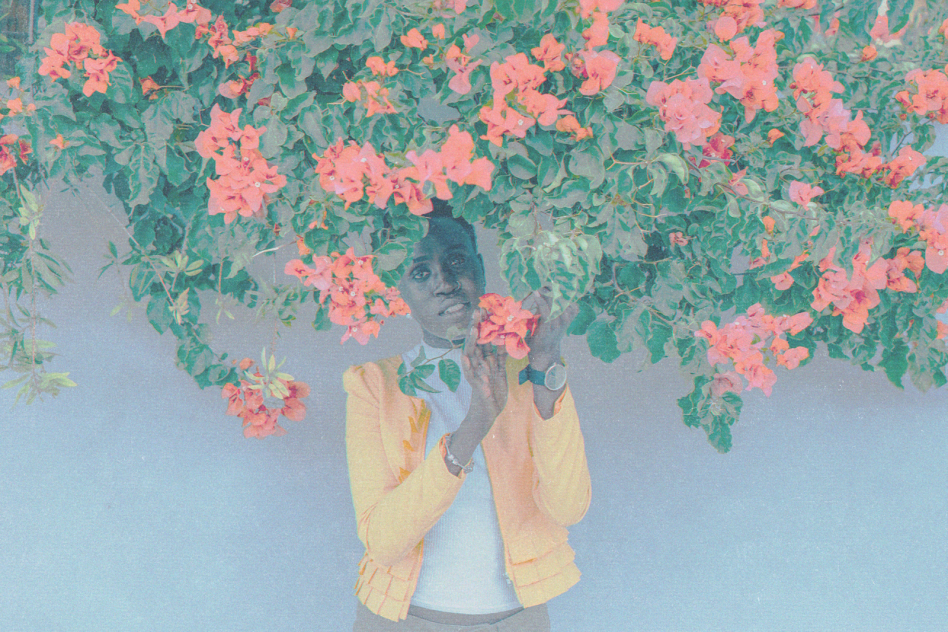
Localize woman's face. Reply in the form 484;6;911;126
398;217;485;348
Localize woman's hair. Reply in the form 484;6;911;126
428;198;479;254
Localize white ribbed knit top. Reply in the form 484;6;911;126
402;342;521;614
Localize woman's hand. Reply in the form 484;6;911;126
445;310;508;475
461;309;509;425
523;288;579;368
523;289;578;420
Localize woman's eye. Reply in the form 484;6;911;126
411;268;429;280
450;255;465;266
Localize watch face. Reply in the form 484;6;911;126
544;363;567;390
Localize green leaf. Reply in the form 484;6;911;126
495;0;539;20
107;62;134;104
880;340;908;389
707;414;733;453
146;294;172;334
646;318;673;363
375;242;409;271
372;10;393;50
507;153;537;180
656;153;689;184
568;148;604;189
411;345;428;367
567;301;596;336
644;128;664;156
115;144;160;209
438;359;461;392
613;122;642;150
398;373;417;397
414;364;435;380
587;320;621;362
261;117;289;159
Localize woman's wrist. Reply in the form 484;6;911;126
529;349;563;375
443;433;473;476
445;401;493;473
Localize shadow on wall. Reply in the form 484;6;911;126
0;128;947;632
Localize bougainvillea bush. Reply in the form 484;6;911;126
2;0;948;449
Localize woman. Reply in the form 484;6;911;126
344;203;591;631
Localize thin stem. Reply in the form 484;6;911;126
89;187;180;311
11;169;39;391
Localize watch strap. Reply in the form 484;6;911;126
519;364;545;386
519;360;567;390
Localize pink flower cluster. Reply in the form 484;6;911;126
342;79;396;116
445;40;482;95
570;2;624;94
479;51;572;146
218;54;259;99
697;29;780;123
700;0;766;39
788;180;824;208
0;134;32;175
790;58;864;149
341;55;403;113
194;104;287;223
567;47;621;97
777;0;817;8
313;126;494;215
38;22;122;97
285;248;410;344
222;358;309;439
696;303;813;397
768;252;809;291
888;201;948;274
695;132;734;168
116;0;213;39
789;58;926;187
476;294;539;359
810;240;921;334
118;1;273;68
577;0;623;19
645;77;722;149
878;146;927;188
869;14;905;45
633;20;678;60
895;67;948;124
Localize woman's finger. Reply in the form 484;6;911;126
463;309;481;355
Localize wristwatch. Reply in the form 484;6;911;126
518;360;568;391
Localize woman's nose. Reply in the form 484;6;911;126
434;265;460;295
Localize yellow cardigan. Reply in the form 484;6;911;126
344;353;591;622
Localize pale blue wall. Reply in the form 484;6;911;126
1;131;946;631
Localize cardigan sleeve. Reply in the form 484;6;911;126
344;362;465;567
527;384;592;527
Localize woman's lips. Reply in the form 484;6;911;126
440;302;469;316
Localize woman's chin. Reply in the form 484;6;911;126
426;315;474;347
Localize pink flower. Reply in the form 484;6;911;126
788;181;824;207
583;11;610;49
711;371;743;397
714;16;737;41
477;293;539;359
577;49;620;95
645;77;721;149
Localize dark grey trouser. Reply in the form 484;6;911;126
353;602;551;632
